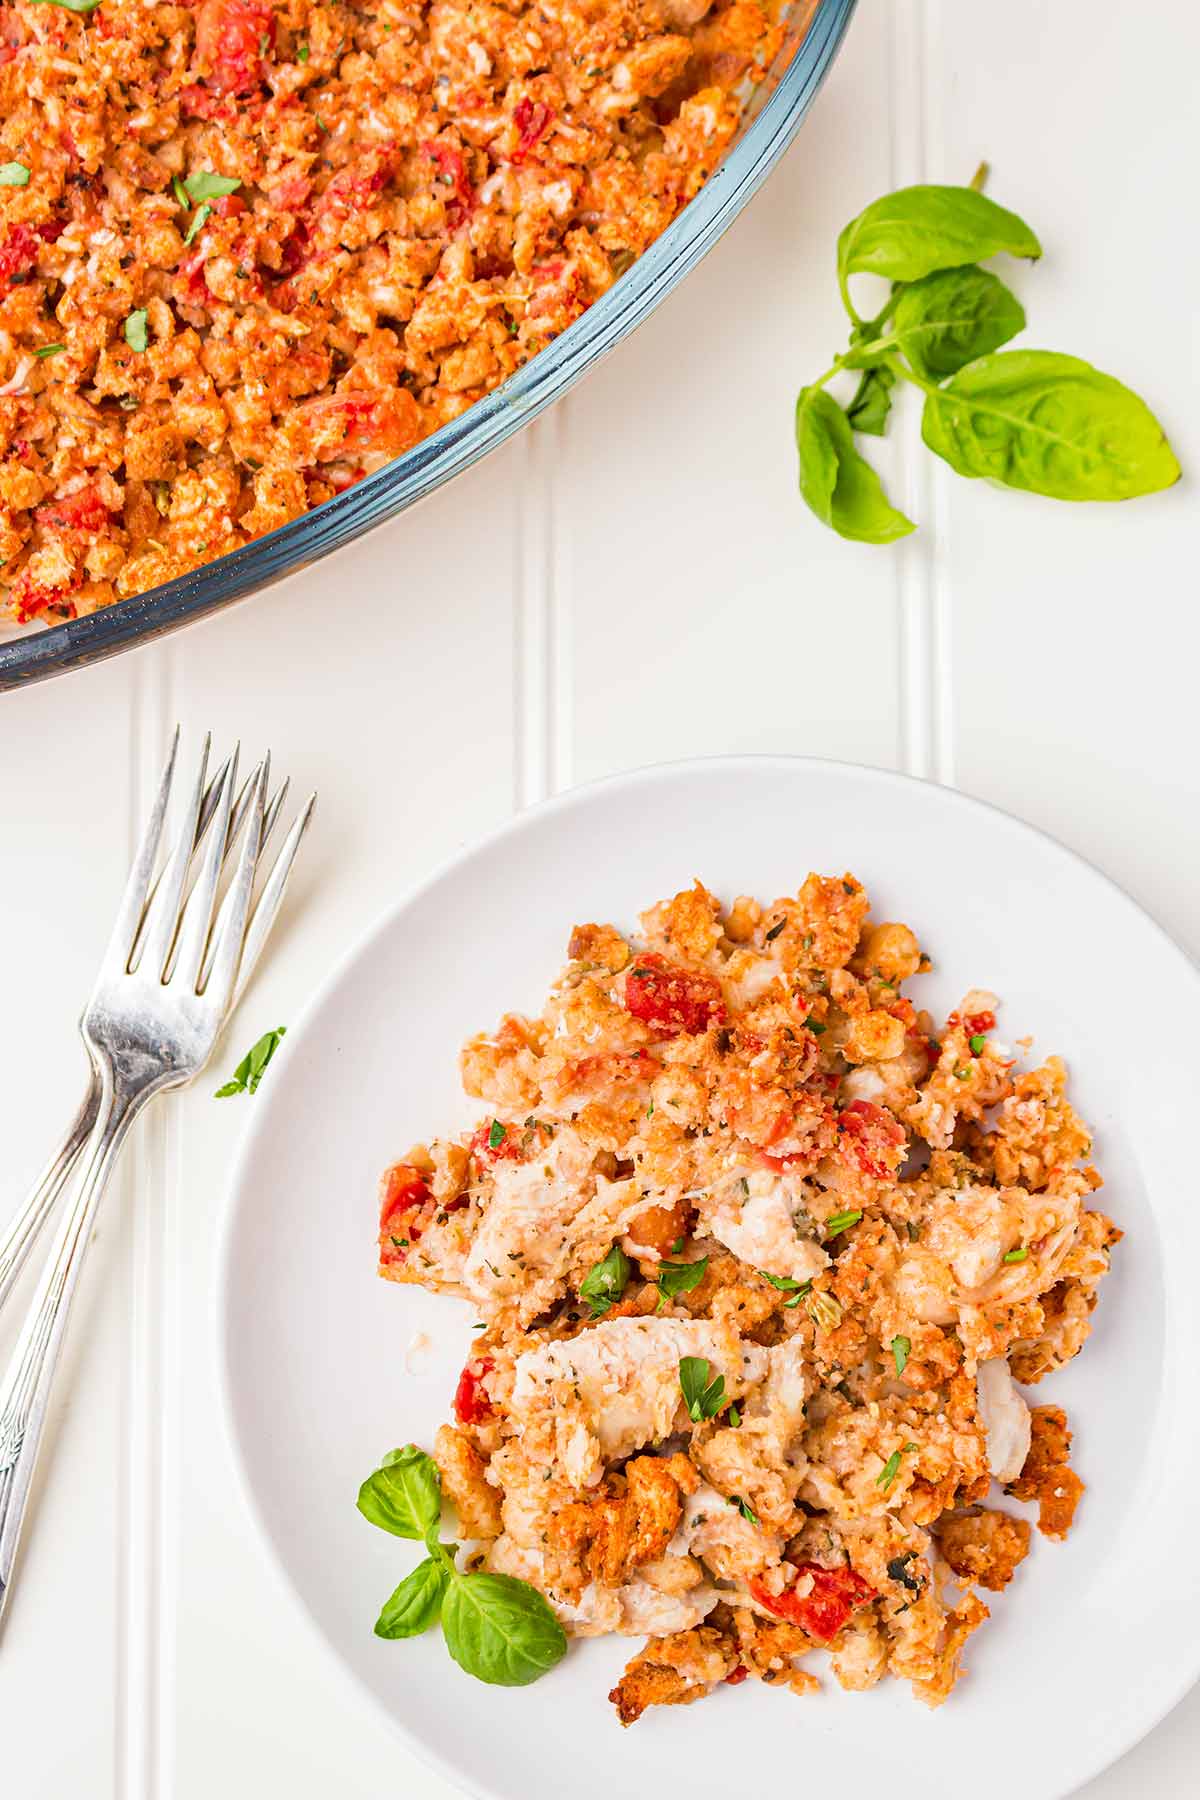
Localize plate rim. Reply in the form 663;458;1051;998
214;752;1200;1798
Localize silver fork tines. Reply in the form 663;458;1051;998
0;732;315;1630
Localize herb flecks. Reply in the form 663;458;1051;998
578;1242;629;1318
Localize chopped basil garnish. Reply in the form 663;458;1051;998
969;1033;986;1055
578;1242;629;1318
729;1495;759;1524
488;1119;506;1149
0;162;30;187
825;1209;862;1239
1003;1246;1029;1264
758;1270;806;1291
807;1018;827;1035
34;343;65;357
764;917;787;942
678;1355;726;1422
297;41;310;61
183;203;211;247
656;1255;708;1309
891;1334;911;1378
184;171;242;202
124;308;148;353
214;1025;286;1096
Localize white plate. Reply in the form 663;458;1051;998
218;757;1200;1800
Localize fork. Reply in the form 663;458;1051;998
0;756;298;1317
0;730;315;1629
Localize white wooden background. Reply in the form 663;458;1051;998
1;1;1196;1793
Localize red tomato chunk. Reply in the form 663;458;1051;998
749;1564;875;1641
837;1099;906;1179
379;1163;431;1249
623;953;725;1036
453;1356;495;1426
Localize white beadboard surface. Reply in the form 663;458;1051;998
1;1;1197;1794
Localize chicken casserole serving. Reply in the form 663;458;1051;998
376;875;1118;1719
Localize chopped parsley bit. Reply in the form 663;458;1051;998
646;1099;654;1117
579;1242;630;1318
953;1065;970;1080
782;1283;813;1308
969;1033;987;1055
825;1209;862;1239
488;1118;506;1149
35;343;65;357
656;1255;709;1310
728;1404;741;1428
758;1270;805;1291
183;202;212;247
172;174;189;209
184;171;242;202
214;1025;287;1096
678;1355;726;1422
669;1236;685;1254
764;917;787;942
729;1495;759;1524
297;41;310;61
891;1334;911;1378
124;308;148;353
1003;1246;1029;1264
807;1018;827;1035
471;1322;487;1330
389;1235;408;1249
0;162;30;187
876;1444;916;1490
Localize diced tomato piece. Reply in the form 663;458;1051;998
623;952;725;1036
964;1009;996;1036
749;1564;875;1641
512;97;553;163
724;1664;749;1685
837;1098;906;1180
193;0;275;97
9;569;80;625
423;140;473;227
297;390;419;460
453;1355;495;1426
0;219;61;286
36;484;114;535
379;1163;431;1250
318;144;399;219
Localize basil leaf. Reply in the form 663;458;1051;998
891;1334;911;1378
578;1242;629;1318
656;1255;708;1306
0;162;31;188
374;1555;450;1639
678;1355;726;1421
845;363;895;436
357;1444;443;1541
796;388;914;544
887;265;1025;381
28;0;101;11
921;350;1181;501
124;309;149;353
838;184;1041;288
214;1025;286;1096
757;1270;805;1291
182;203;212;248
440;1572;567;1686
184;171;242;202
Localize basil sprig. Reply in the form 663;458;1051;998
359;1445;567;1683
797;176;1179;542
679;1355;726;1422
655;1254;708;1310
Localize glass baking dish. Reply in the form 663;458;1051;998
0;0;856;691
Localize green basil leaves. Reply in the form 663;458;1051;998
797;176;1179;543
655;1254;708;1309
214;1025;286;1096
837;184;1041;288
578;1242;630;1317
359;1444;568;1685
796;388;915;545
440;1571;567;1686
920;350;1180;500
357;1443;443;1539
678;1355;726;1422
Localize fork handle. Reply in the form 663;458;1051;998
0;1074;151;1628
0;1075;100;1317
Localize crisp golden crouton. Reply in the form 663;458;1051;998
1006;1406;1084;1540
609;1624;735;1725
936;1509;1031;1591
434;1424;502;1541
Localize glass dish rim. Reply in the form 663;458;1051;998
0;0;856;691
